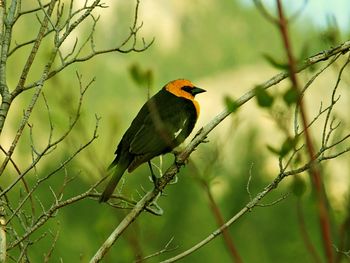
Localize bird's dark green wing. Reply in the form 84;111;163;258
129;92;187;154
126;90;197;171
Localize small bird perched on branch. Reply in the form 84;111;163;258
99;79;206;202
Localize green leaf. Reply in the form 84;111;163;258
267;137;298;157
129;64;153;88
129;63;144;85
291;176;306;197
283;88;299;106
254;86;274;108
280;137;297;157
262;53;289;70
224;95;239;113
266;145;280;156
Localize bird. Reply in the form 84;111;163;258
99;79;206;202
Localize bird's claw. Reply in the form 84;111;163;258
172;149;188;167
147;194;163;216
169;174;178;185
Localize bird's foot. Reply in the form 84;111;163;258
148;172;164;194
147;193;163;216
149;173;160;187
148;161;161;189
171;149;182;156
171;149;187;166
169;174;178;185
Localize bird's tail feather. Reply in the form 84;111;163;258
99;164;126;203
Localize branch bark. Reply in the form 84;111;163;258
0;0;57;174
0;206;5;263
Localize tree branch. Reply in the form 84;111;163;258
8;117;100;250
0;0;18;134
89;40;350;262
0;0;57;175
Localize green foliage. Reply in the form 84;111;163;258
280;136;298;157
224;95;239;113
262;53;289;70
267;136;298;158
291;175;307;197
254;85;274;108
283;87;299;106
128;63;154;88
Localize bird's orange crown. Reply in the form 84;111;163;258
164;79;205;117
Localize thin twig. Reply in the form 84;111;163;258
134;237;178;263
0;75;96;198
0;206;5;263
0;0;57;174
43;228;60;263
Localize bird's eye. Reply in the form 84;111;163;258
181;86;193;93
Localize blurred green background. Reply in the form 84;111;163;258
1;0;350;262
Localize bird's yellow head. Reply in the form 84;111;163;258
164;79;206;116
164;79;206;100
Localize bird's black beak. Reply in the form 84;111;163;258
191;87;206;96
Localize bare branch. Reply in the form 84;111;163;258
13;2;51;23
0;0;20;133
8;29;55;57
255;192;290;207
3;115;100;225
322;53;350;148
0;0;58;174
0;206;5;262
8;120;99;250
294;54;341;135
12;0;57;97
0;74;96;196
135;237;178;263
23;0;154;91
43;228;60;263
